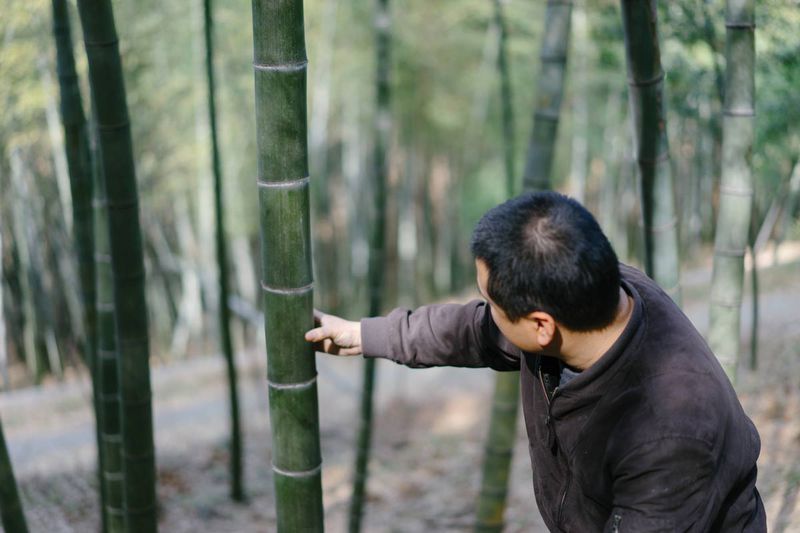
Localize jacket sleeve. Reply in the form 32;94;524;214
603;436;718;532
360;299;521;371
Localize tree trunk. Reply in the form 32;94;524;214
619;0;681;303
75;2;158;530
522;0;572;191
0;416;28;533
250;0;324;530
707;0;755;382
349;0;390;530
203;0;244;502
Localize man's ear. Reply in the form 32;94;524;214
527;311;556;347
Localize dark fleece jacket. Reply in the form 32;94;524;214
360;264;766;532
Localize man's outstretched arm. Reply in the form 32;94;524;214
306;300;521;371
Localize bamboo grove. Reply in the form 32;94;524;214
3;0;799;530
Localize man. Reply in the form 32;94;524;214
306;192;766;532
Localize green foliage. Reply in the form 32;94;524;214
1;0;799;365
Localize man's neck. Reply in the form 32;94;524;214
556;287;634;372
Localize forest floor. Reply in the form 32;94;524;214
2;243;799;533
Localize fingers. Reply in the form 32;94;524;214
312;309;325;327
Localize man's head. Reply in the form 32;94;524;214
471;192;621;339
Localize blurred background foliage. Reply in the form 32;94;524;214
1;0;799;384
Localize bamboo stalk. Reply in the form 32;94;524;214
91;115;125;532
349;1;390;530
49;2;106;527
250;1;324;530
0;416;28;533
494;0;514;195
619;0;681;303
475;2;520;530
707;0;755;382
203;0;244;502
75;2;158;530
522;0;572;191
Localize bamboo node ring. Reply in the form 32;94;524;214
261;281;314;295
272;462;322;478
268;376;318;390
257;176;310;190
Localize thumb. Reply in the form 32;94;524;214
304;327;328;342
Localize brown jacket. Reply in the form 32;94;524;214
361;264;766;532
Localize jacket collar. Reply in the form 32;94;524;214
549;276;646;416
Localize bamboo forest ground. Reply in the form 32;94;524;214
2;246;799;532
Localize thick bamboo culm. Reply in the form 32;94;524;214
250;0;324;530
474;2;520;531
203;0;244;502
49;0;105;527
349;0;390;531
708;0;755;382
0;416;28;533
75;2;158;531
92;117;125;532
619;0;681;303
522;0;572;191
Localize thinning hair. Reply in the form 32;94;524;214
471;191;621;331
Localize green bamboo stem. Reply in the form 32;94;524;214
49;2;105;528
250;1;324;530
349;1;390;530
620;0;681;304
522;0;572;191
475;3;520;530
0;416;29;533
92;115;125;532
494;0;515;196
707;0;755;382
748;202;759;371
475;373;519;532
75;2;158;530
203;0;244;502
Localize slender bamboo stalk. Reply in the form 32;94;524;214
0;416;28;533
619;0;681;303
250;1;324;530
349;1;390;530
494;0;514;195
75;3;158;530
522;0;572;191
91;114;125;532
203;0;244;502
49;2;106;528
0;226;6;389
748;201;759;371
475;372;519;532
475;3;519;531
707;0;755;382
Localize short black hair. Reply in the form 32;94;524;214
471;191;621;331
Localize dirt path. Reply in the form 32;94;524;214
2;257;798;532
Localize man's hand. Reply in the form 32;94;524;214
305;310;363;356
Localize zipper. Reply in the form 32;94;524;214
556;474;571;526
538;366;559;453
611;513;622;533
